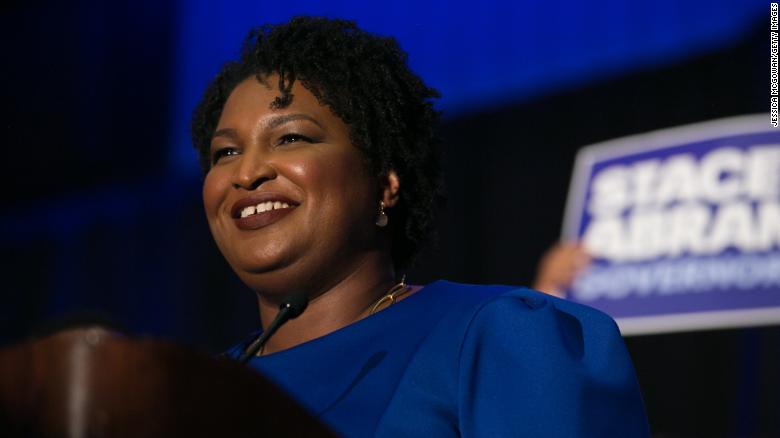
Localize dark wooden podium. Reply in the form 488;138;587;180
0;327;335;437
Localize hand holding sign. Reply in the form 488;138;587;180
533;241;592;298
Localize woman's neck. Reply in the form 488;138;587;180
254;252;396;355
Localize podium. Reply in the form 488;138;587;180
0;327;335;437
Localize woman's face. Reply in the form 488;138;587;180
203;76;380;294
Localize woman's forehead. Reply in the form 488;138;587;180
219;78;330;124
215;76;349;140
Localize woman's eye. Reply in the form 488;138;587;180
278;133;313;145
211;147;239;165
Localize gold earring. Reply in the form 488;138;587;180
375;201;388;227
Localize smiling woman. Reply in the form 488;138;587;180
190;16;650;437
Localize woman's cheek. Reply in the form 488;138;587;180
202;168;231;222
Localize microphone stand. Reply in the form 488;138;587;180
238;294;308;364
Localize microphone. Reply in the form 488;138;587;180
237;294;308;364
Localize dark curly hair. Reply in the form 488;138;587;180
191;16;442;270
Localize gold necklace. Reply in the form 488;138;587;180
369;276;411;315
256;277;411;357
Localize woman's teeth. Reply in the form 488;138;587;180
240;202;292;218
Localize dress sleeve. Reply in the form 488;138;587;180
456;288;650;437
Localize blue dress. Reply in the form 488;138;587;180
226;280;650;437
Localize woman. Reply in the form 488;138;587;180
192;17;649;437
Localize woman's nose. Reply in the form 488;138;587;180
232;152;277;190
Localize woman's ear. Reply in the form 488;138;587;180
380;170;401;208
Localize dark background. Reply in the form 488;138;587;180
1;1;776;436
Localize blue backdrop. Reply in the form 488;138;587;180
167;0;765;174
0;1;773;433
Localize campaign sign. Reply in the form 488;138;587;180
563;115;780;335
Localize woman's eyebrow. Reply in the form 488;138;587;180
212;114;324;141
212;128;238;140
264;113;324;129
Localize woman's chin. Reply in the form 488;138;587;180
234;256;290;276
231;255;304;290
223;238;295;271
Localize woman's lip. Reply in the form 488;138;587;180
230;193;300;218
233;207;296;230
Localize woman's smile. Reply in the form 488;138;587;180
231;192;300;230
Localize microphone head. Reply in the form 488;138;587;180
280;293;309;318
